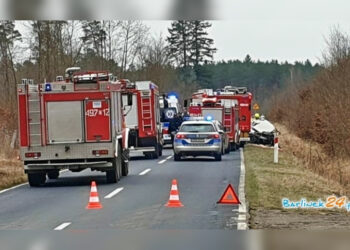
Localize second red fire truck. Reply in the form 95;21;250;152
186;89;241;151
120;80;163;159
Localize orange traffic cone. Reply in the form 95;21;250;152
165;179;184;207
86;181;103;210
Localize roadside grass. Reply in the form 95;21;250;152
0;122;26;191
245;144;344;210
0;159;26;190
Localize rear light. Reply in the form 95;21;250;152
176;134;186;139
162;128;169;134
211;134;220;139
92;150;109;156
25;152;41;158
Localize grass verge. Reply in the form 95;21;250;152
244;144;350;229
0;159;26;191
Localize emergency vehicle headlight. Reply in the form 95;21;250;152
205;115;213;121
167;92;179;99
45;83;52;91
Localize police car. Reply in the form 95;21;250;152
173;117;223;161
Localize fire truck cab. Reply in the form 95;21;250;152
17;71;130;187
121;80;163;159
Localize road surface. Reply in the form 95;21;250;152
0;149;241;230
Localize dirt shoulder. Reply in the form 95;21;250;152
244;144;350;229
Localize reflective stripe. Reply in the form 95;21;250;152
169;195;179;200
91;186;97;192
89;197;99;202
171;185;178;191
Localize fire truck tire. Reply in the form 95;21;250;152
28;173;46;187
107;148;122;183
152;144;159;159
122;161;129;176
225;145;230;154
158;143;163;157
214;153;222;161
47;170;59;180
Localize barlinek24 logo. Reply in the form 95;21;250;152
282;195;350;210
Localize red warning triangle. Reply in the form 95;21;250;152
217;184;240;205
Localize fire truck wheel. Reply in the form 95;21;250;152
28;173;46;187
225;145;230;154
214;153;222;161
122;161;129;176
107;149;122;183
158;143;163;157
152;144;159;159
47;170;59;180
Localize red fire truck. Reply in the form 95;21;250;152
215;86;252;146
186;89;240;152
120;80;163;159
17;71;131;187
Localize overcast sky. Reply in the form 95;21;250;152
144;1;350;64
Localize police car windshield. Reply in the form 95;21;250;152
180;124;215;133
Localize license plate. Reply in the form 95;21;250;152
191;139;204;143
163;134;171;139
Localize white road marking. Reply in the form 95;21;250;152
104;187;124;199
139;168;151;176
158;159;167;164
158;155;173;164
237;148;248;230
54;222;71;231
0;183;28;194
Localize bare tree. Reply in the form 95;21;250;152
119;21;149;75
322;26;350;66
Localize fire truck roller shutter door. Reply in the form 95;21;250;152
47;101;83;144
122;94;138;128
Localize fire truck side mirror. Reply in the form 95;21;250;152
184;100;188;108
127;93;133;106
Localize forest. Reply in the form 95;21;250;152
0;20;321;113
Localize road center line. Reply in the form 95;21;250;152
139;168;151;175
104;187;124;199
54;222;71;231
166;155;173;160
158;159;167;164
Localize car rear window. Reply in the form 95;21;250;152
180;124;215;133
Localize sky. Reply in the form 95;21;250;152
144;0;350;64
11;1;350;64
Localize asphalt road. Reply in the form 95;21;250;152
0;149;241;231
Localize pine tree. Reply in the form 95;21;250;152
166;20;192;67
189;21;217;66
81;21;106;58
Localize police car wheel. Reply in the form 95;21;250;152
174;153;181;161
214;153;222;161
